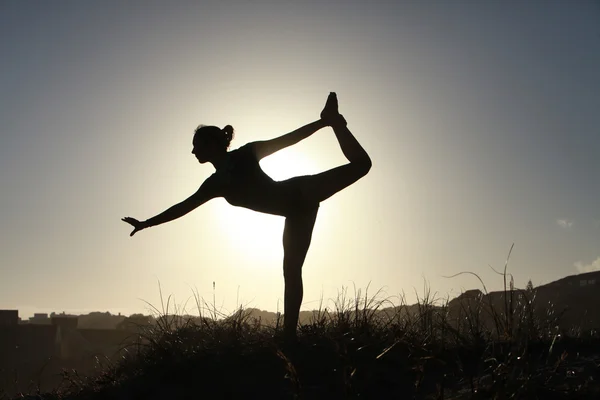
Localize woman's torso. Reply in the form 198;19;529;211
211;144;314;216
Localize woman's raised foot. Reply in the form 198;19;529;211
320;92;340;123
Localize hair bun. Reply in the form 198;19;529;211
222;125;233;135
222;125;235;147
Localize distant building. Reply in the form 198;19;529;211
548;270;600;288
51;315;79;330
580;278;597;287
0;310;18;326
29;313;50;324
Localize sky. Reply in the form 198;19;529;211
1;1;599;319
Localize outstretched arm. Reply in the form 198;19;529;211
251;119;328;160
122;177;220;236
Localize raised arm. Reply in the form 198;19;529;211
251;119;328;160
122;177;220;236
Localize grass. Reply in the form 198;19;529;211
3;249;600;399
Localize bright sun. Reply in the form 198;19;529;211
212;149;319;263
216;205;285;259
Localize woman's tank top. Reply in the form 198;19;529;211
210;144;314;216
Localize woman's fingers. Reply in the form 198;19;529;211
122;217;140;236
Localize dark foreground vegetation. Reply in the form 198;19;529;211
4;245;600;400
3;287;600;400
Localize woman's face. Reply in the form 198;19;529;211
192;135;214;163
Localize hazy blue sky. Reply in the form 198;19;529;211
1;1;599;318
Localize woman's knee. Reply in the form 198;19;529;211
283;269;302;282
353;156;372;178
361;156;372;175
283;260;303;280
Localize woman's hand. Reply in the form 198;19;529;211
121;217;147;237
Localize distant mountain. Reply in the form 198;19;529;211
445;270;600;333
518;270;600;330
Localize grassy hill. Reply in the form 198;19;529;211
4;271;600;399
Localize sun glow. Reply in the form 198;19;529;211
215;204;285;260
210;149;320;264
260;149;321;180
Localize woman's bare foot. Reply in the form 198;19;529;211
320;92;339;122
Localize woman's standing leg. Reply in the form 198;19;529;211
281;206;319;340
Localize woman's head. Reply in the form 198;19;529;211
192;124;235;163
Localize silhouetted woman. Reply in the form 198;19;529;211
122;93;371;340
